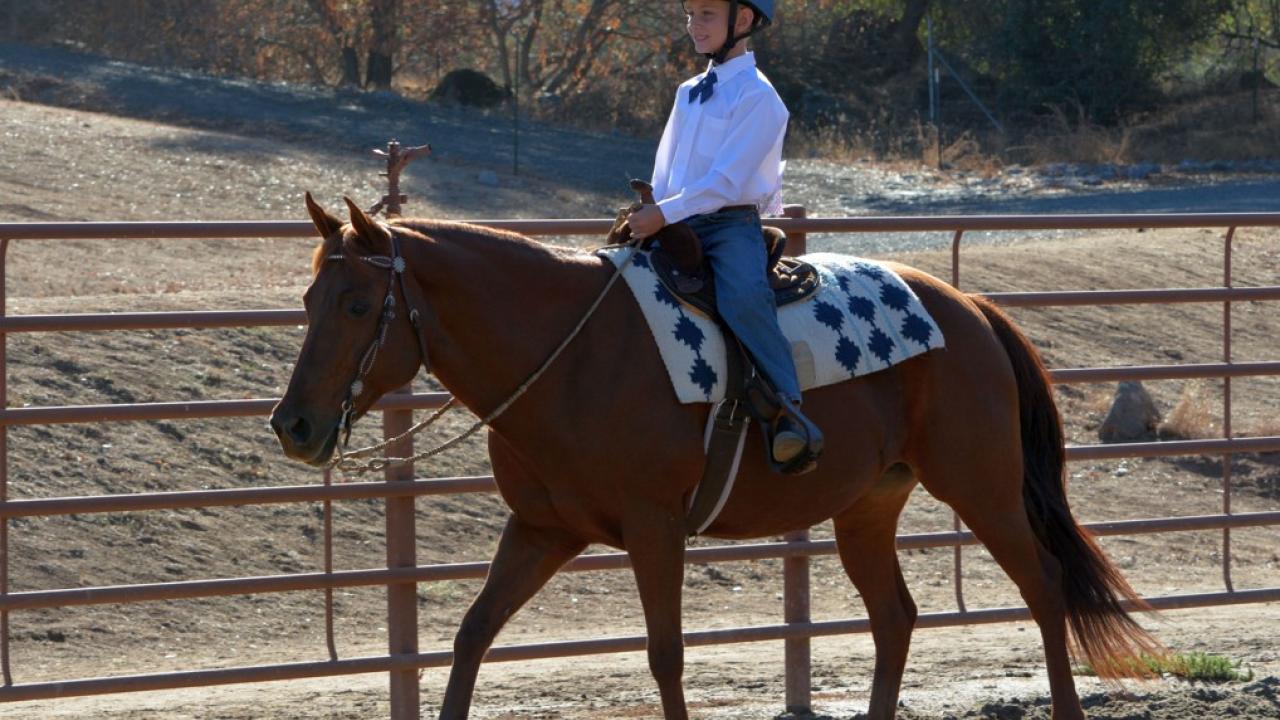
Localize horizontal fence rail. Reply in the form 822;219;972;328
5;586;1280;704
2;513;1278;613
1;212;1278;718
5;212;1280;242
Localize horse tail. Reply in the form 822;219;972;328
972;294;1160;678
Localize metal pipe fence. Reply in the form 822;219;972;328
1;211;1278;717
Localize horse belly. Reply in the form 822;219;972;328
700;373;910;539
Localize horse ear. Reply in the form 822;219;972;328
343;196;391;254
305;192;344;239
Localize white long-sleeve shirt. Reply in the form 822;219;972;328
651;52;789;225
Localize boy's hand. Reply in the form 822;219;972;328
627;204;667;240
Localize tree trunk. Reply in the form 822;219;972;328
366;50;393;89
366;0;399;90
306;0;363;88
893;0;931;66
482;0;514;92
340;45;360;87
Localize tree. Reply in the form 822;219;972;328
479;0;641;99
1222;0;1280;82
305;0;362;86
365;0;399;90
932;0;1234;120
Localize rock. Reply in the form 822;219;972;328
1099;381;1161;443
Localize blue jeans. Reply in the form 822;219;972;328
683;207;801;403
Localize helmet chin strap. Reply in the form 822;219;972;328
704;0;762;65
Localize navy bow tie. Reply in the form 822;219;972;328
688;71;718;105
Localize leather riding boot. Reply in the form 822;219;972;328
772;415;807;464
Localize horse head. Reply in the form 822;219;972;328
270;193;426;466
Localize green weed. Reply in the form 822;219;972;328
1075;652;1254;682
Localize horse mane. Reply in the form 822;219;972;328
392;218;588;261
308;217;588;277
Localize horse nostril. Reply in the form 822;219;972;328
287;416;311;444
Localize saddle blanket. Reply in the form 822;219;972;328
597;247;946;404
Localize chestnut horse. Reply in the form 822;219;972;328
271;197;1156;720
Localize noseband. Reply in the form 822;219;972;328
324;232;433;446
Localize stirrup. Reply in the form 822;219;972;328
768;397;823;475
771;417;807;464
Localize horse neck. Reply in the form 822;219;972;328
397;220;602;416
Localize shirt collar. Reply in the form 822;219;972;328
705;51;756;84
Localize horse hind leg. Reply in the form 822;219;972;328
934;462;1085;720
832;467;919;720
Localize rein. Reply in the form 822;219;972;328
324;229;638;475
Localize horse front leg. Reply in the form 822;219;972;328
625;506;690;720
438;514;586;719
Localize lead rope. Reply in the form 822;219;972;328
328;244;639;475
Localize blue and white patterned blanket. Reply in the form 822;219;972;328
598;247;945;404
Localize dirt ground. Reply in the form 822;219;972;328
0;98;1277;719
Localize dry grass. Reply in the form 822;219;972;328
791;88;1279;167
1017;89;1280;165
1159;381;1220;440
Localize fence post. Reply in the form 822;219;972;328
782;205;807;256
783;528;811;714
383;384;419;719
1;238;11;687
780;204;811;713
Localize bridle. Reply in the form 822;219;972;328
318;223;639;475
323;229;434;451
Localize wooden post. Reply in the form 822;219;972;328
372;140;431;218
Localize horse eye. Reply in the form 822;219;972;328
348;300;370;317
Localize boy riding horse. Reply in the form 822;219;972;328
627;0;822;471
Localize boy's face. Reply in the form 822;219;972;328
684;0;753;55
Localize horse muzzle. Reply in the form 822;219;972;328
270;404;339;467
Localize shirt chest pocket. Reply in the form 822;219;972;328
694;114;728;158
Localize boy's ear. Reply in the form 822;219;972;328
736;5;755;33
343;197;392;254
305;192;344;239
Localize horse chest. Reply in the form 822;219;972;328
494;470;623;546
